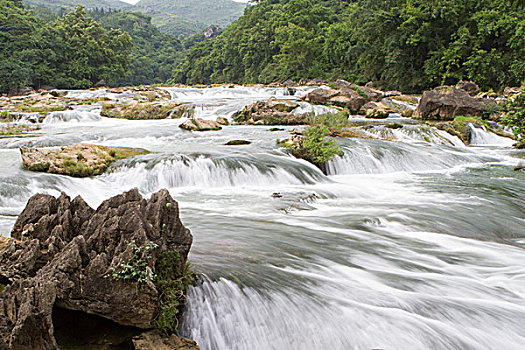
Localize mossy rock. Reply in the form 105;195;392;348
153;250;195;333
101;102;183;120
225;140;251;145
21;144;150;178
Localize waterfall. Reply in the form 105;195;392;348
468;123;515;146
1;86;524;350
42;111;101;124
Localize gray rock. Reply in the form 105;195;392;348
456;81;480;95
414;86;489;121
179;118;222;131
0;189;193;349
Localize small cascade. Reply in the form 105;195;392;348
181;278;361;350
468;123;515;146
104;153;326;191
42;111;101;124
10;113;42;124
292;102;340;116
325;139;494;175
163;86;314;102
63;89;138;101
361;125;465;147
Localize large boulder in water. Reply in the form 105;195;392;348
101;101;185;120
233;97;307;125
414;86;490;121
0;189;195;349
304;81;382;113
359;101;396;118
179;118;222;131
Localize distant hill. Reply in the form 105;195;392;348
23;0;248;36
135;0;247;35
23;0;131;11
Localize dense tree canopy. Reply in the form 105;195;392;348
2;0;524;94
171;0;525;92
0;1;132;93
88;9;184;86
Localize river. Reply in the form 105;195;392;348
1;86;524;349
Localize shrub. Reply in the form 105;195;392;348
502;92;525;143
307;111;349;130
287;125;342;170
302;126;342;163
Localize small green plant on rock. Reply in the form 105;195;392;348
109;240;159;284
154;250;195;333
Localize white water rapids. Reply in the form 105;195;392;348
0;86;524;350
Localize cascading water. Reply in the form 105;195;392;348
469;123;516;147
42;110;101;124
1;87;524;350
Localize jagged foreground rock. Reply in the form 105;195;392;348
0;189;197;350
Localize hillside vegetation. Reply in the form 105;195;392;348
172;0;525;93
88;9;184;86
135;0;247;36
23;0;247;36
23;0;129;11
0;1;132;93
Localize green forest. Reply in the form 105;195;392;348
0;0;131;92
1;0;524;94
173;0;525;92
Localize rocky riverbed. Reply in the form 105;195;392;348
0;82;523;349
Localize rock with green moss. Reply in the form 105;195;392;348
430;116;514;145
20;143;149;177
225;140;251;145
179;118;222;131
233;97;307;125
305;81;385;113
101;101;184;120
216;116;229;125
283;126;343;174
0;124;41;136
359;101;395;118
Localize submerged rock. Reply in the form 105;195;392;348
233;97;306;125
179;118;222;131
414;86;490;121
304;82;382;113
20;143;149;177
225;140;251;145
0;189;194;349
